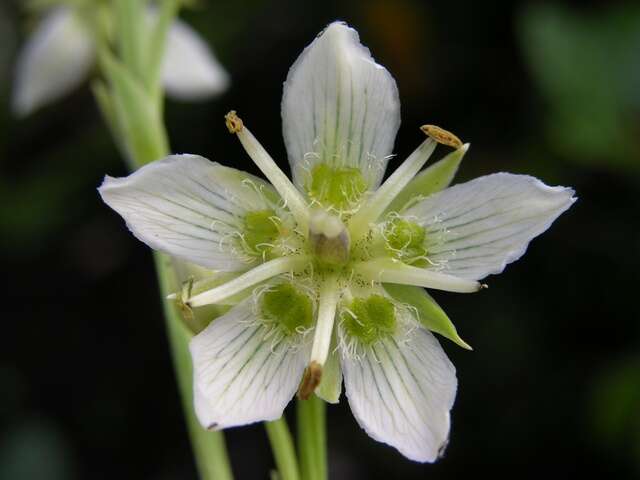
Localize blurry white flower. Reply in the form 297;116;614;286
99;22;575;462
12;6;229;117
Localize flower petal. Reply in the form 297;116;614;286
282;21;400;194
404;173;576;280
161;18;229;100
190;300;309;429
98;154;283;271
341;325;457;462
12;7;94;117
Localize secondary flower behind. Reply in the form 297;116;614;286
13;3;229;117
99;22;575;462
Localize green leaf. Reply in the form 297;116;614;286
383;283;472;350
384;145;467;215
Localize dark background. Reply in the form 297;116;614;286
1;0;639;478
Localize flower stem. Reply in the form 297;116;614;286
93;1;234;476
265;417;300;480
296;396;327;480
155;253;234;480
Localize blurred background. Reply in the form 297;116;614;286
1;0;639;478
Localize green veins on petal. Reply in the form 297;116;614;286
342;294;397;344
307;163;367;211
261;283;313;335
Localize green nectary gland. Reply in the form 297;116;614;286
342;294;397;344
260;283;313;335
243;209;279;255
384;217;428;266
307;163;367;210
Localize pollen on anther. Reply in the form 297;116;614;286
421;124;463;149
225;110;244;133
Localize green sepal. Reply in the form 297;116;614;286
315;331;342;404
383;283;472;350
384;144;468;215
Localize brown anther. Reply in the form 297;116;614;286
421;125;463;149
297;361;323;400
225;110;243;134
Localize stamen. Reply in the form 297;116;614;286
299;276;340;399
225;111;309;234
309;276;340;365
186;255;308;307
357;258;483;293
348;137;437;242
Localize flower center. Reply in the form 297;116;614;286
309;209;350;266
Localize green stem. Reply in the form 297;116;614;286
155;253;234;480
265;418;300;480
296;396;327;480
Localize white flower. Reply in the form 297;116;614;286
99;22;575;462
12;6;229;117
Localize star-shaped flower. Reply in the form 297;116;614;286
13;2;229;117
99;22;575;462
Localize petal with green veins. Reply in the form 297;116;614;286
384;144;468;215
404;173;576;281
383;284;471;350
190;299;309;430
341;324;457;462
282;21;400;194
12;7;94;117
99;154;287;271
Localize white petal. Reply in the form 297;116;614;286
282;21;400;191
98;154;282;271
341;325;457;462
12;7;94;117
404;173;576;280
162;18;229;100
190;300;308;429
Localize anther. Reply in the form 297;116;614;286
225;110;244;133
421;125;463;149
297;361;323;400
